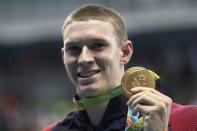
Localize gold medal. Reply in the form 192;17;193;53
121;67;155;97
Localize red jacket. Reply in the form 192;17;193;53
169;102;197;130
43;102;197;131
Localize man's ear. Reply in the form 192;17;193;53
61;48;65;63
120;40;133;65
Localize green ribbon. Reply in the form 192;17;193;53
73;85;124;110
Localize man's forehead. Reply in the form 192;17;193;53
63;20;115;38
65;20;113;30
63;20;117;45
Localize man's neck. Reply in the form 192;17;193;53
86;100;109;126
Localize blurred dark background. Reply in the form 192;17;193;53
0;0;197;130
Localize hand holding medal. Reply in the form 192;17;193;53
122;67;158;131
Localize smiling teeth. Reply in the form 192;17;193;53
79;71;98;78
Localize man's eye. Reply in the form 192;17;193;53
65;46;81;55
91;42;105;50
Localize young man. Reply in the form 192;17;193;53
43;4;197;131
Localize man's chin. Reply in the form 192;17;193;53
79;88;110;98
78;87;98;98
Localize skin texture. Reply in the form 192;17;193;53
62;19;172;130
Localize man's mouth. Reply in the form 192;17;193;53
77;70;100;78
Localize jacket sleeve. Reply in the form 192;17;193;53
170;103;197;131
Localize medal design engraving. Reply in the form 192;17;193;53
121;66;155;97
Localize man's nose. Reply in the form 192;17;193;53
78;46;94;66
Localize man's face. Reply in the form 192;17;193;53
62;20;125;98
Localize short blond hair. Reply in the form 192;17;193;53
62;4;128;44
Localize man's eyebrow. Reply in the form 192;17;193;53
87;38;108;44
64;38;108;46
64;41;79;47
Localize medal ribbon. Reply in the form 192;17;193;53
73;85;124;110
125;108;144;131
